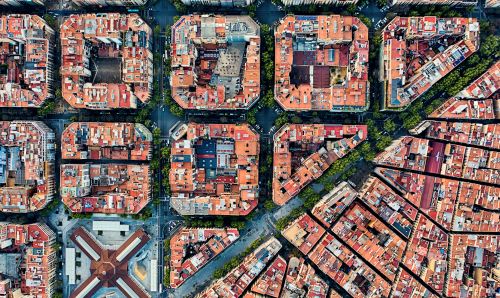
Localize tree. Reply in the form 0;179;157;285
291;115;302;124
37;100;56;117
43;14;57;29
264;200;275;211
274;113;289;128
262;90;276;108
383;119;396;133
154;25;162;38
480;35;499;58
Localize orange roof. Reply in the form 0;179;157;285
274;15;369;112
60;13;153;110
380;16;480;110
0;222;56;297
273;124;367;205
0;15;54;108
170;15;260;110
169;123;260;216
0;121;55;213
61;122;152;161
60;163;151;214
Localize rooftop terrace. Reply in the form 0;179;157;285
169;123;260;216
60;163;151;214
275;15;369;112
273;124;367;205
171;15;260;110
62;122;152;161
0;121;55;213
0;15;55;108
380;16;479;110
60;13;153;110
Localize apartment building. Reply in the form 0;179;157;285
196;237;282;298
279;0;357;6
72;0;147;6
272;124;367;205
281;214;325;255
0;121;56;213
60;163;151;214
275;15;369;112
169;123;260;216
0;223;57;298
430;61;499;119
390;0;477;6
171;15;260;110
61;122;153;161
60;13;153;109
180;0;253;6
380;16;480;110
170;228;240;288
0;14;55;107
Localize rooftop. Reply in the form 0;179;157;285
61;122;153;161
446;234;498;297
403;215;449;293
359;176;417;238
281;257;329;298
250;255;287;297
331;202;407;281
0;14;55;108
169;123;260;216
196;237;282;298
424;121;500;150
0;222;56;297
170;15;260;110
60;163;151;214
0;121;56;213
311;181;358;228
308;232;391;298
281;213;325;255
380;16;480;110
169;228;240;288
273;124;367;205
69;226;151;298
275;15;369;112
375;136;500;185
60;13;153;110
429;61;499;119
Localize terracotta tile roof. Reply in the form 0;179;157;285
446;235;498;297
250;255;287;297
60;13;153;110
169;123;260;216
332;202;406;281
0;121;56;213
425;121;500;150
273;124;367;205
0;223;57;297
169;228;240;288
282;214;325;255
308;232;391;298
60;163;151;214
403;215;449;293
0;15;54;108
196;238;282;298
62;122;152;161
380;16;480;110
275;15;369;112
171;15;260;110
